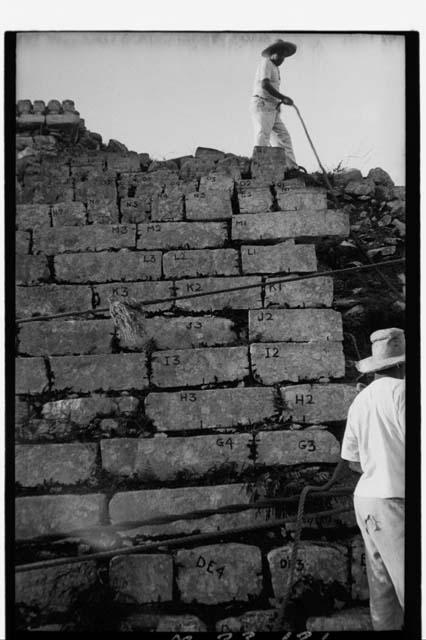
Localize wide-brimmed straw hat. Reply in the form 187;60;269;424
356;328;405;374
261;39;297;58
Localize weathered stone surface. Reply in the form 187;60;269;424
156;616;207;632
232;210;349;241
101;429;339;480
16;419;75;444
16;494;107;539
151;192;184;221
333;168;363;188
120;315;239;351
268;542;348;599
75;176;117;202
54;251;162;282
186;191;232;220
92;280;174;312
175;276;262;311
306;607;372;631
264;276;334;308
280;383;358;424
51;202;87;226
16;284;93;317
249;309;343;342
163;249;239;278
236;177;272;191
120;197;151;223
109;483;254;532
50;353;149;391
16;231;31;254
22;178;74;204
199;173;234;193
345;178;375;197
19;319;114;355
216;610;281;633
42;395;139;425
367;167;394;186
351;536;369;600
15;443;98;486
106;152;140;172
151;346;249;387
275;188;327;211
15;396;34;428
33;224;136;254
110;554;173;603
137;221;228;250
241;241;317;274
146;386;277;431
16;255;50;284
195;146;225;161
250;342;345;383
45;113;80;128
238;187;273;213
176;543;262;604
87;200;120;225
15;358;48;393
15;561;98;613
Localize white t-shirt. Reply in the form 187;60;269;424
252;57;281;105
341;377;405;498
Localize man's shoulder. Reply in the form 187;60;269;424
350;377;404;410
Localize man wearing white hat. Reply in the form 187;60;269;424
251;39;301;175
341;328;405;630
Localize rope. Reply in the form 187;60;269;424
15;503;353;573
273;458;348;631
16;258;404;324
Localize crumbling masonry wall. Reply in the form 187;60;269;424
14;99;404;633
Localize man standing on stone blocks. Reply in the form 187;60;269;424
341;328;405;630
251;39;302;176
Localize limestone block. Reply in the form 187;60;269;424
236;178;272;191
238;187;273;213
15;561;98;613
195;146;225;161
15;396;34;428
110;554;173;603
232;210;350;241
92;280;174;312
255;429;340;465
306;607;372;632
75;176;116;203
215;155;246;179
176;543;262;604
16;255;50;284
87;200;119;224
16;114;45;129
175;276;262;311
351;536;369;600
137;221;228;250
18;319;114;355
106;152;141;172
241;241;317;275
199;173;234;193
186;191;232;220
17;99;32;114
280;383;358;424
42;395;139;425
163;248;239;279
23;178;74;204
275;188;327;211
120;197;151;223
16;494;107;539
15;443;98;487
70;151;106;167
33;224;136;254
250;342;345;383
54;251;162;283
16;419;76;444
151;192;184;221
51;201;86;226
333;168;363;188
156;616;207;632
16;204;51;230
249;309;343;342
16;231;31;254
216;610;281;633
252;146;287;164
179;157;216;180
146;386;277;431
264;276;334;308
45;113;80;128
119;315;238;351
15;357;48;393
151;346;249;387
16;284;93;318
345;178;375;197
276;178;307;190
50;353;149;391
268;542;349;599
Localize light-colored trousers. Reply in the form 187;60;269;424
354;495;405;631
250;97;297;168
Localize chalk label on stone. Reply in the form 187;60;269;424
298;439;316;451
111;225;128;234
179;392;197;402
256;311;273;322
216;437;234;449
295;394;314;405
196;555;225;579
164;355;181;366
280;557;305;571
112;286;129;296
147;224;161;232
265;347;280;358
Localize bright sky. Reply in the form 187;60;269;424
17;32;405;184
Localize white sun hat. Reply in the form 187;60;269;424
356;327;405;374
